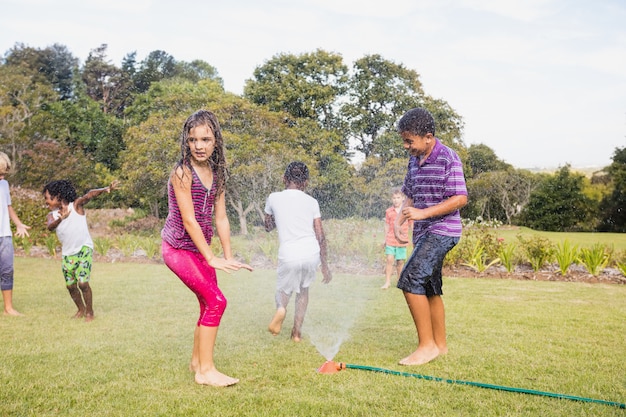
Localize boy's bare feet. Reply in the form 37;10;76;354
381;282;390;289
268;307;286;335
291;330;301;342
195;370;239;387
72;310;85;319
4;308;23;316
399;346;440;366
84;313;94;323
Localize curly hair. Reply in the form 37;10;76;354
284;161;309;185
177;109;228;196
42;180;77;203
397;107;436;137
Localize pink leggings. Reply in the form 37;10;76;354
162;241;227;327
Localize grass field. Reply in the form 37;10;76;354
494;226;626;252
1;257;625;416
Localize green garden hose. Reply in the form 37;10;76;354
342;363;625;409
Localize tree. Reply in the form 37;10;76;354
519;165;595;231
82;44;133;115
466;169;539;224
28;87;125;171
341;54;425;159
119;113;182;217
132;50;178;94
15;141;100;192
244;49;349;130
4;43;78;100
598;146;626;232
466;143;511;178
174;59;223;85
0;65;56;170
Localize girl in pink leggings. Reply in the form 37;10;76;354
161;110;252;387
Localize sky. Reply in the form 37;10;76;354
1;0;625;170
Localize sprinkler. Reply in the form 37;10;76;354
317;360;625;409
317;360;345;374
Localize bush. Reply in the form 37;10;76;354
517;234;554;272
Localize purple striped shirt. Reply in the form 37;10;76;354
401;138;467;242
161;167;216;252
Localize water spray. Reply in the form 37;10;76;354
317;360;625;409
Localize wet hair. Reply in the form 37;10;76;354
178;109;228;196
42;180;77;203
397;107;436;137
284;161;309;185
0;152;11;175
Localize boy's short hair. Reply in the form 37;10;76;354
397;107;436;137
284;161;309;185
0;152;11;175
391;187;403;196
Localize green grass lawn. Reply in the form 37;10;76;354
494;227;626;251
1;257;625;416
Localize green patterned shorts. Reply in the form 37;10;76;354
62;246;93;285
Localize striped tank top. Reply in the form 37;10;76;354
161;166;217;252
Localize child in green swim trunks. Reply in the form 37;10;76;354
43;179;119;322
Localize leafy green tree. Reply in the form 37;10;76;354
3;43;78;100
598;146;626;232
15;141;101;192
174;59;223;85
124;78;224;126
132;50;178;94
0;65;56;169
28;88;125;171
466;143;511;178
244;49;349;130
466;168;539;224
519;165;595;231
82;44;133;115
119;113;182;217
341;54;425;159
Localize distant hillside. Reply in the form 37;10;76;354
523;166;606;177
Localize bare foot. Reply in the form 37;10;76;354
380;283;390;289
291;330;301;342
84;314;94;323
268;307;286;335
189;362;199;373
4;309;23;317
72;310;85;319
195;370;239;387
399;346;440;366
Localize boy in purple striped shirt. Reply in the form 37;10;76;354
394;107;468;366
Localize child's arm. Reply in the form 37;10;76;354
314;217;332;284
46;205;69;231
264;214;276;232
8;205;30;237
73;180;120;214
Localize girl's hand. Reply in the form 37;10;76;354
209;256;253;273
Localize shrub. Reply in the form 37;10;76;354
517;234;554;272
578;243;611;276
554;240;579;276
461;241;500;272
94;237;113;257
498;241;518;273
